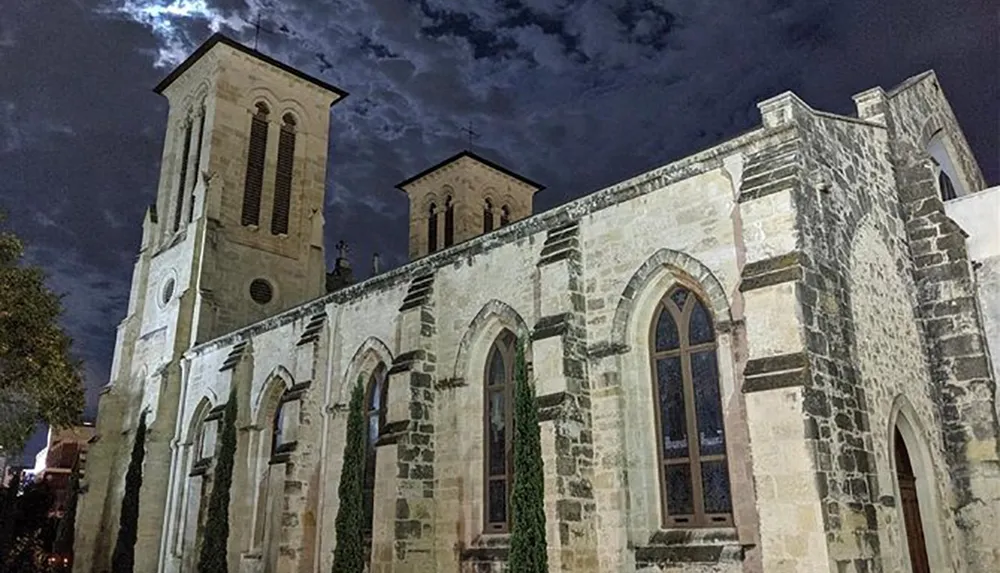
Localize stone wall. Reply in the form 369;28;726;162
873;74;1000;571
84;55;1000;573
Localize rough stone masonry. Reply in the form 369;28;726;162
74;33;1000;573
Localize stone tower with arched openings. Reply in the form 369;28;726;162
72;34;346;573
396;150;544;260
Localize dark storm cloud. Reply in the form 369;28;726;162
2;0;996;461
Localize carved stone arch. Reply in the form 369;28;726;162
191;79;211;107
185;396;215;444
252;365;294;426
339;336;393;406
245;86;279;114
610;249;731;352
424;192;440;211
885;394;951;572
918;116;946;150
277;98;307;128
453;299;531;382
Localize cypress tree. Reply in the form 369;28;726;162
508;338;548;573
197;388;238;573
331;377;366;573
111;409;148;573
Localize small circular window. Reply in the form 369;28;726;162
249;279;273;305
160;278;175;306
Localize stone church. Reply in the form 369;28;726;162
74;33;1000;573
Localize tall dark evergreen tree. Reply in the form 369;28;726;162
197;388;237;573
331;377;366;573
508;338;548;573
53;452;82;558
111;409;148;573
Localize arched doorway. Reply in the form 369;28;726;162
895;427;930;573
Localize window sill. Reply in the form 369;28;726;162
189;458;211;477
459;534;509;564
268;440;297;465
635;527;749;565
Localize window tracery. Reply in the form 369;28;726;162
650;285;732;527
484;329;516;532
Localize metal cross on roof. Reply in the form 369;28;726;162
461;121;479;146
336;240;349;259
252;12;276;51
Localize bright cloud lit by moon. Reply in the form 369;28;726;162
99;0;253;67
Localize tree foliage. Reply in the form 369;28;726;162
508;338;548;573
111;410;147;573
0;476;58;572
197;388;237;573
331;377;366;573
0;210;84;452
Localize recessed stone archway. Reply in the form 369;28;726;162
887;396;951;572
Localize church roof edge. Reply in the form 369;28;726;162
152;32;349;104
395;150;545;193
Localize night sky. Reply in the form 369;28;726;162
2;0;996;463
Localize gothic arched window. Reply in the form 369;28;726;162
271;113;297;235
938;170;957;202
363;362;388;536
444;196;455;247
484;329;516;533
194;418;208;461
651;285;732;527
483;199;494;233
174;119;193;232
499;205;510;227
241;102;270;227
271;401;285;455
427;203;438;253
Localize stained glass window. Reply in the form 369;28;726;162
650;286;732;527
271;401;284;455
363;362;388;536
484;330;516;532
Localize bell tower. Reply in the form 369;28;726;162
396;150;544;260
149;34;347;342
73;34;346;573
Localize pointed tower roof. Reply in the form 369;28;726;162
395;150;545;193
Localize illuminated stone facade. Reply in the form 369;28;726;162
75;33;1000;573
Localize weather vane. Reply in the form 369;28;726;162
462;121;479;146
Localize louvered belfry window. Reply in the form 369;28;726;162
241;103;270;227
271;114;297;235
443;196;455;247
427;203;438;253
173;120;193;232
483;199;494;232
189;110;206;223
